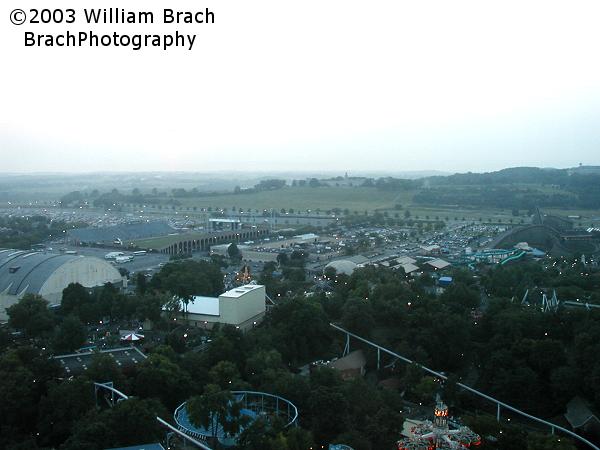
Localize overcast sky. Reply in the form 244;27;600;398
1;0;599;173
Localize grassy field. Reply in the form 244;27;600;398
134;231;210;249
139;185;600;228
171;187;413;213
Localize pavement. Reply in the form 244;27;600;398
55;245;170;275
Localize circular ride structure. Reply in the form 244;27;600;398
397;399;481;450
174;390;298;447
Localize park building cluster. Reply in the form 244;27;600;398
167;284;266;331
0;248;123;321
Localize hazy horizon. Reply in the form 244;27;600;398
0;165;593;178
2;0;600;173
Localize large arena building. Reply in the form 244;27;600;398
0;249;123;321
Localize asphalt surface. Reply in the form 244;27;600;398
54;245;170;275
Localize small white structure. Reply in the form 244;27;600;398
396;256;417;266
328;350;367;380
398;263;420;275
293;233;319;242
170;284;266;331
420;245;441;255
105;252;125;260
425;258;451;271
210;243;249;257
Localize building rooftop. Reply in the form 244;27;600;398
209;218;241;223
325;260;358;275
328;350;367;372
293;233;319;241
345;255;370;265
396;256;417;265
220;284;264;299
0;249;82;296
426;258;451;270
185;296;220;316
399;263;420;274
565;396;600;429
54;346;147;375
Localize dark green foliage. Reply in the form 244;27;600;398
61;282;165;324
135;271;148;295
85;353;126;388
7;294;55;338
228;242;242;260
0;253;597;450
263;297;332;364
63;398;167;450
150;260;224;303
0;215;86;249
37;377;94;447
413;168;600;209
52;315;87;353
0;347;61;447
187;384;245;440
61;283;92;316
133;353;193;410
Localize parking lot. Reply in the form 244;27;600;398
55;245;170;276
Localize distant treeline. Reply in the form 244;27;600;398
413;187;574;210
0;216;87;249
59;166;600;210
417;167;600;209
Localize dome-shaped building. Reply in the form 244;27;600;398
0;249;123;321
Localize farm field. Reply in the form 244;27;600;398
170;187;413;213
133;231;209;249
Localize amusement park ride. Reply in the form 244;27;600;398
397;397;481;450
235;265;252;284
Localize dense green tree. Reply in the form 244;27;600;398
135;272;148;295
61;283;91;316
52;315;87;353
187;384;245;443
439;282;479;310
7;294;55;338
37;377;94;447
237;417;281;450
64;398;167;450
526;433;577;450
341;297;375;338
227;242;242;261
134;353;193;409
151;260;224;312
209;360;243;389
265;297;332;364
85;353;126;388
308;386;350;444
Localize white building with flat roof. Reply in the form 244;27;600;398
170;284;266;331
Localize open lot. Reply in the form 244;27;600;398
171;187;413;213
59;245;169;274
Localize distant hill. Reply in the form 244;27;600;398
413;166;600;209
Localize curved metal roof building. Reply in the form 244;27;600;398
0;249;122;321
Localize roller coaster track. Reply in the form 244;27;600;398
330;323;600;450
94;382;213;450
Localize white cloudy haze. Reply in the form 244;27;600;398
1;0;599;173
